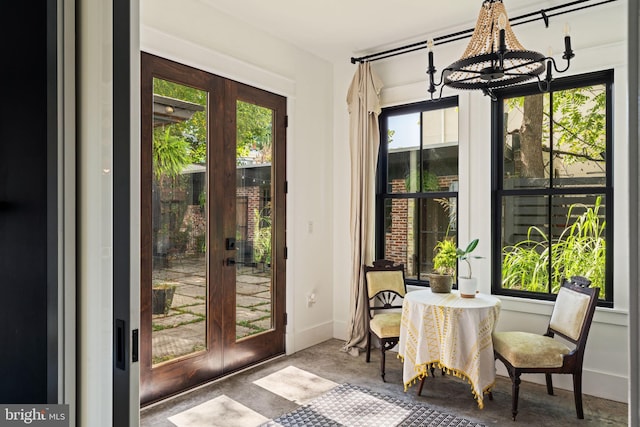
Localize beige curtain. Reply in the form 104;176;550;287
342;62;383;356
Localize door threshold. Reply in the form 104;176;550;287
140;352;287;411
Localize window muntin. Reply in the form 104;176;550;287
379;98;459;285
493;71;613;305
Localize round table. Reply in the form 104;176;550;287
398;289;501;408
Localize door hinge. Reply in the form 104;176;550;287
284;312;288;326
284;247;288;259
284;115;289;128
284;180;288;194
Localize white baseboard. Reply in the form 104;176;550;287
291;321;334;353
332;320;348;341
496;365;628;403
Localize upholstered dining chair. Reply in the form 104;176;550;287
364;259;406;382
493;276;599;421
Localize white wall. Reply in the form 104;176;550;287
77;0;114;424
140;0;336;353
333;1;629;402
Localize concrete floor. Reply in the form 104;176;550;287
141;338;628;426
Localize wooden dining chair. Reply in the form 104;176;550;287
493;276;599;420
364;259;406;382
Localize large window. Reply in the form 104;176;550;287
492;70;613;306
377;97;459;286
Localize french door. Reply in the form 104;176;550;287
140;53;286;405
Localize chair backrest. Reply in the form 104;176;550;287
563;275;592;288
548;280;599;349
363;260;406;316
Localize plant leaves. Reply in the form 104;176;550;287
464;239;479;254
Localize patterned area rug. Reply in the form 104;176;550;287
260;383;485;427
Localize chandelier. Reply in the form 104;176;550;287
427;0;574;101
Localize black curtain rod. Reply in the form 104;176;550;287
350;0;618;64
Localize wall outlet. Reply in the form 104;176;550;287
306;292;317;307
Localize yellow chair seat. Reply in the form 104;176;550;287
370;312;401;338
493;331;571;368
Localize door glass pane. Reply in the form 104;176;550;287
151;78;208;365
236;100;274;340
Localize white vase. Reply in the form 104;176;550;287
458;277;477;298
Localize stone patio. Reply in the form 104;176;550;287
152;256;272;364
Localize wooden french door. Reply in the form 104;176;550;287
140;53;286;405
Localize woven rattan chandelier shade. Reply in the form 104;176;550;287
442;0;546;90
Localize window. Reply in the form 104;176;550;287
377;97;459;286
492;70;613;306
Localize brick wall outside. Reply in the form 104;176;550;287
237;185;262;242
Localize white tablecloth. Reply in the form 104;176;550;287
398;289;501;408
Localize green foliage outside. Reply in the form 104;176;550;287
153;78;207;166
253;207;272;265
387;129;395;144
506;85;606;165
153;128;191;180
551;86;606;165
502;197;606;298
404;169;440;192
237;101;273;163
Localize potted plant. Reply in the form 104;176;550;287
427;238;458;293
457;239;482;298
152;283;177;315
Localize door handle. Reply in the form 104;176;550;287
225;257;236;266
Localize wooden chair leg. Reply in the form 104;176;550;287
365;332;371;363
511;373;521;421
573;372;584;419
417;377;425;396
380;345;386;382
545;373;554;395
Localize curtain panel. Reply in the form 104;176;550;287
342;63;383;355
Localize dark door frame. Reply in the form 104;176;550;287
113;0;137;425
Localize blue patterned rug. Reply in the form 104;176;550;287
260;383;485;427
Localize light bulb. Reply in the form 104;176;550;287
498;13;507;30
427;39;435;71
547;46;553;57
562;22;574;60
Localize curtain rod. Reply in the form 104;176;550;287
350;0;618;64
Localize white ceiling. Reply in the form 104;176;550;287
198;0;573;63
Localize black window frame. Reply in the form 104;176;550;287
377;96;459;288
491;70;614;307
